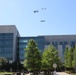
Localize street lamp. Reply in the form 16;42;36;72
53;63;57;75
0;63;1;71
17;62;18;72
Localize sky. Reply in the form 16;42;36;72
0;0;76;36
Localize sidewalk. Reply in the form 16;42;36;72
25;72;71;75
57;72;70;75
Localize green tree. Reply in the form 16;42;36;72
64;47;69;70
0;57;7;70
67;48;73;68
64;47;73;70
72;45;76;72
41;45;61;74
24;39;41;75
0;57;7;66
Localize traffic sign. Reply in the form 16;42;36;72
53;63;57;68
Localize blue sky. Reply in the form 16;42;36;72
0;0;76;36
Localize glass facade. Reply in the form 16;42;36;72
0;33;13;60
46;40;76;55
71;41;75;48
0;33;75;62
51;42;58;49
18;36;45;61
0;25;76;62
51;41;68;54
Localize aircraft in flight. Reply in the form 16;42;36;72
41;8;46;10
33;10;39;13
41;20;45;22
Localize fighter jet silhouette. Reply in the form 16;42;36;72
33;10;39;13
41;8;46;10
41;20;45;22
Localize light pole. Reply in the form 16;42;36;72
53;63;57;75
0;63;1;71
17;62;18;72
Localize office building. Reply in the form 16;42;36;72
0;25;76;62
0;25;20;63
18;36;45;61
44;35;76;61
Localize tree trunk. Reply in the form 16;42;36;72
65;67;66;72
44;70;48;75
48;70;51;75
33;70;38;75
74;68;76;73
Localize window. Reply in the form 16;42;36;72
52;42;54;45
54;42;57;48
59;41;63;45
46;42;50;45
64;41;67;45
71;41;75;48
19;40;28;43
55;42;57;45
23;40;28;42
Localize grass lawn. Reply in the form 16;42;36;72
0;72;13;75
71;73;76;75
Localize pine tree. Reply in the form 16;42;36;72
64;47;73;70
64;47;69;70
67;48;73;68
41;45;61;75
24;39;41;75
72;45;76;72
